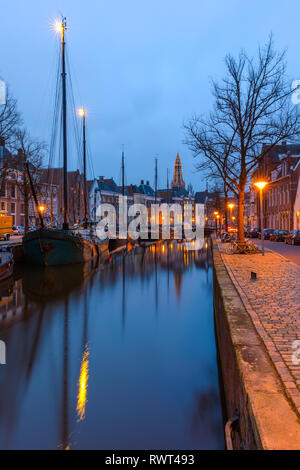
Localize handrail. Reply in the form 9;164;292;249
225;416;240;450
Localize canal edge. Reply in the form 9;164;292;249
212;240;300;450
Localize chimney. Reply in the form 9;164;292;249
99;176;104;181
146;180;149;185
282;141;287;147
141;179;144;185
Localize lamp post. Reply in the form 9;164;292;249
38;205;46;228
228;203;235;220
254;181;268;256
217;215;221;233
214;211;219;233
227;202;235;232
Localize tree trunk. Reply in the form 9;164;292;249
237;187;245;243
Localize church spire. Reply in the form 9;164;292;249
171;152;185;189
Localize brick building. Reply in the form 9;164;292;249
252;143;300;230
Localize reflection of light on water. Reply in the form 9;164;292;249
76;346;89;422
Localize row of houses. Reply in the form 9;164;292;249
250;142;300;231
89;176;196;225
201;142;300;232
0;138;196;229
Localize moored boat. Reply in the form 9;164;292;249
0;251;14;281
23;228;108;266
23;17;109;267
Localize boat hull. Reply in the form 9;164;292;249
23;229;109;266
0;252;14;281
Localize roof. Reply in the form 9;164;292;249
103;178;121;194
262;143;300;163
138;183;155;196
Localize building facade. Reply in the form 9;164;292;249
252;143;300;231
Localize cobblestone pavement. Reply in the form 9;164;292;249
219;242;300;416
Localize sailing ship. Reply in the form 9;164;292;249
23;17;108;266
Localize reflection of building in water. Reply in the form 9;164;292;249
0;279;24;326
174;271;183;299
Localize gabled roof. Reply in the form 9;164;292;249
125;184;142;195
262;143;300;163
97;179;113;192
104;178;121;194
138;183;155;196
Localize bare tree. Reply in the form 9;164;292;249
185;36;300;243
7;128;47;232
0;87;21;143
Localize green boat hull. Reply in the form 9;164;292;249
23;229;109;266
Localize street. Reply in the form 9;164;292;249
253;238;300;266
0;236;22;246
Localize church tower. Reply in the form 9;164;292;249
171;153;185;189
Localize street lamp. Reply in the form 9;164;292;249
214;211;219;233
254;181;268;256
228;202;235;220
38;205;46;228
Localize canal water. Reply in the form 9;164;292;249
0;241;224;450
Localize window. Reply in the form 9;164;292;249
0;181;5;197
11;203;15;214
1;202;5;211
21;204;24;213
11;185;16;198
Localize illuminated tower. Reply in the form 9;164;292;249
171;153;185;189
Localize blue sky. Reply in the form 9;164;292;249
1;0;300;190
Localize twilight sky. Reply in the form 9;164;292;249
1;0;300;191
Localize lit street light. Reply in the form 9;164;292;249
254;181;268;255
214;211;219;233
227;202;235;220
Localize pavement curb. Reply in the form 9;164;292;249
213;240;300;450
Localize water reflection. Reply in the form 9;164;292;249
0;240;223;450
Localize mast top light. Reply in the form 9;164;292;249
54;16;67;34
78;108;86;117
54;21;63;33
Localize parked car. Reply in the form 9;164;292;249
270;229;288;242
15;225;24;235
244;227;251;237
285;230;300;245
258;229;274;240
249;227;260;238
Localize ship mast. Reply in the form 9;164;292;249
60;17;68;230
78;108;88;228
155;157;158;204
121;146;125;196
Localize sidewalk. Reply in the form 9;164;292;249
219;241;300;416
